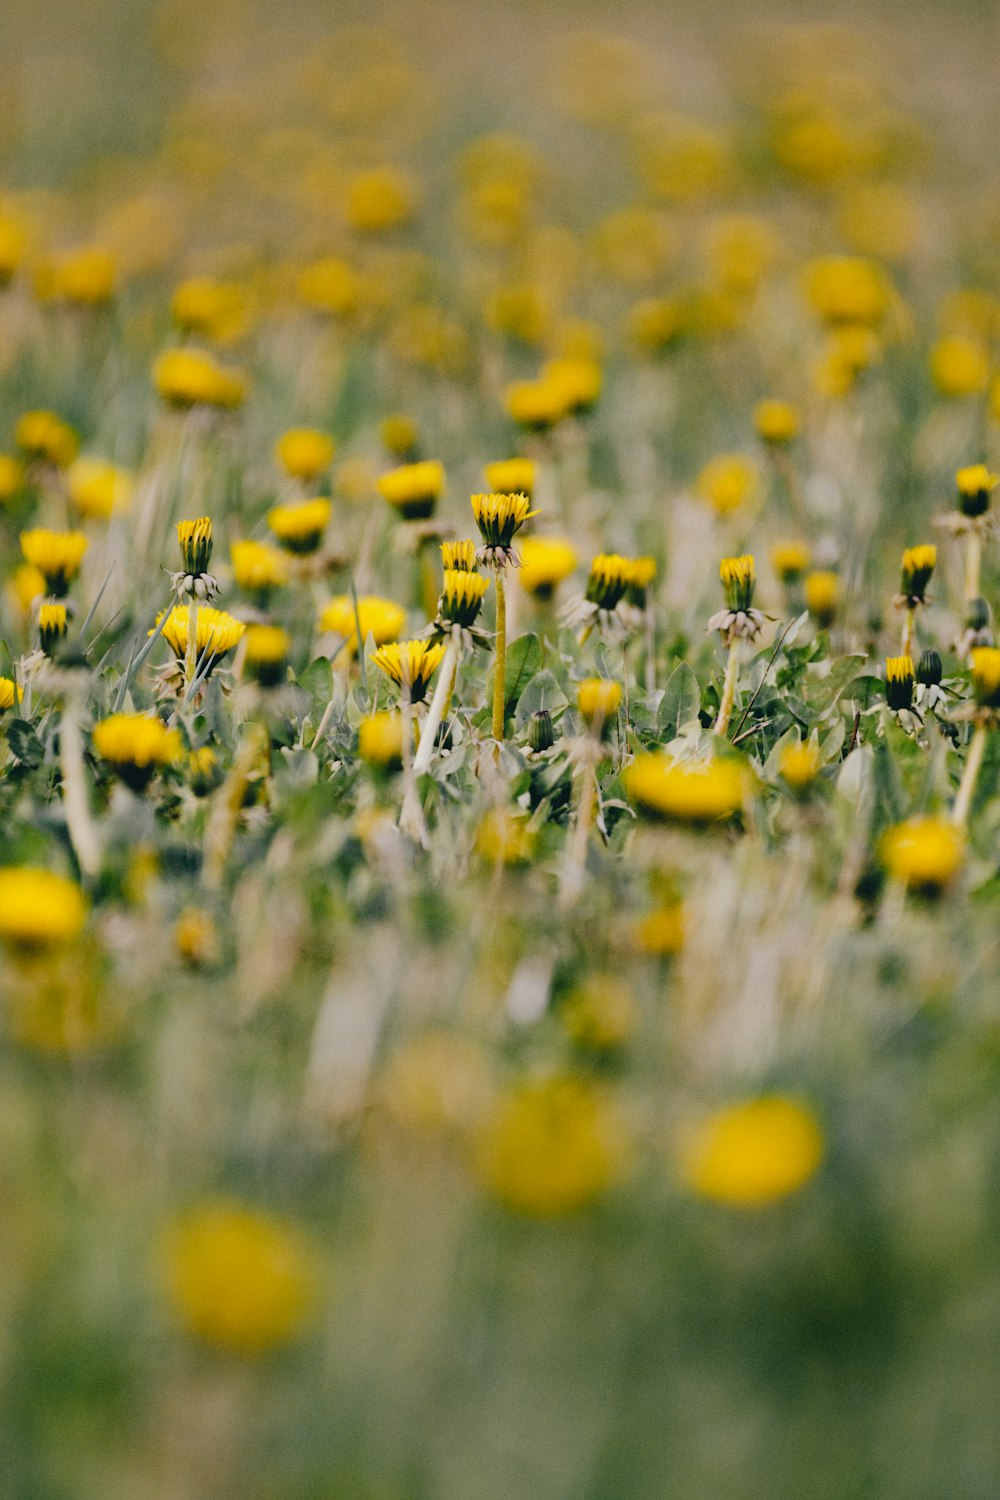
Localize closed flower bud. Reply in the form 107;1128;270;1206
177;516;213;576
956;463;997;518
528;708;554;752
242;625;291;687
965;596;991;633
885;655;915;711
917;648;942;687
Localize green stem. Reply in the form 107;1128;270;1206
713;639;741;738
965;530;982;602
952;721;988;828
492;567;507;744
185;596;199;692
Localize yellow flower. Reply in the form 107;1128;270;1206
243;625;291;686
930;335;989;398
0;867;87;949
705;213;777;291
371;639;446;703
441;539;477;572
956;463;997;517
153;347;247;410
680;1096;824;1207
519;536;577;597
5;955;121;1055
0;676;16;712
483;457;535;498
585;553;631;611
628;295;683;354
156;605;245;670
503;377;571;430
187;745;221;796
7;562;44;617
471;491;535;553
20;528;88;596
900;545;936;602
38;602;68;653
697;454;758;515
885;655;915;711
358;711;404;768
803;255;890;327
541;355;602;414
380;414;419;458
175;909;219;968
67;458;133;520
719;553;756;612
297;257;360;317
804;569;840;627
625;754;746;824
478;1076;626;1215
632;902;685;956
171;277;247;342
0;453;26;502
474;807;536;864
15;410;79;468
275;427;336;481
266;497;331;554
380;1030;492;1135
345;166;416;235
753;398;799;445
35;245;116;306
771;540;811;583
438;569;489;630
377;459;445;520
230;539;289;597
161;1200;318;1354
93;713;183;791
577;677;622;726
779;740;821;790
881;816;964;894
970;646;1000;708
319;595;406;652
177;516;213;575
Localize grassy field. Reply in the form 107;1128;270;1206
2;2;1000;1497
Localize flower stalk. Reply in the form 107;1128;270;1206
952;721;987;828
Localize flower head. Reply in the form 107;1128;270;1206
0;867;87;949
441;539;478;573
956;463;997;518
275;427;335;481
0;453;25;503
437;568;489;630
156;605;245;676
471;491;535;565
319;595;406;653
266;498;331;554
377;460;445;520
20;529;88;596
680;1096;823;1206
754;398;799;445
153;347;247;409
885;655;915;712
0;677;16;712
484;457;535;497
177;516;213;576
15;410;79;468
519;536;578;598
503;378;571;431
710;555;764;642
230;539;289;600
881;816;964;894
243;625;291;687
585;553;631;612
92;713;183;791
899;544;936;604
38;602;68;655
161;1199;317;1354
804;569;840;627
771;540;811;584
380;414;419;460
372;639;446;703
577;677;622;730
696;454;758;515
171;277;247;342
477;1077;626;1215
474;807;537;864
971;646;1000;709
779;740;821;791
625;754;746;824
67;458;133;520
358;711;404;769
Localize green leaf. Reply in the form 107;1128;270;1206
515;668;568;727
6;719;44;769
499;633;542;711
657;662;700;741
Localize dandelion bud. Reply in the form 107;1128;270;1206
966;596;991;633
917;648;942;687
899;544;936;604
804;569;839;627
38;602;68;655
437;569;489;630
771;540;811;586
528;708;554;753
577;678;622;732
585;554;630;612
177;516;213;576
441;539;477;572
956;463;997;518
970;646;1000;709
242;625;291;687
884;655;915;711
